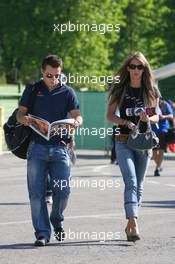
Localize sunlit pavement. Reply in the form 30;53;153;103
0;151;174;264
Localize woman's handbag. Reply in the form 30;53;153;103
127;120;159;150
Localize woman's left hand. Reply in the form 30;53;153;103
139;112;149;122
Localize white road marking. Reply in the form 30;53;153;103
0;213;121;226
0;220;31;225
146;180;175;188
0;177;25;182
92;165;109;173
66;213;121;219
146;180;160;184
101;172;114;175
165;184;175;187
0;210;174;226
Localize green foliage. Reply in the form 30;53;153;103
0;0;174;91
112;0;169;70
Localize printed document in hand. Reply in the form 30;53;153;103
27;114;75;140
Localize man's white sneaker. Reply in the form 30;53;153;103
45;195;53;204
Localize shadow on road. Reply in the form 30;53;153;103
0;243;35;250
48;239;134;247
142;200;175;208
0;203;29;206
146;174;173;177
0;240;134;249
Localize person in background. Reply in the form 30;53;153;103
152;98;173;176
107;51;160;242
167;100;175;152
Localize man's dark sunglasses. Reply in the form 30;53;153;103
128;64;144;70
46;73;60;79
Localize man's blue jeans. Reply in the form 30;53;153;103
27;142;70;241
115;142;151;219
46;174;52;197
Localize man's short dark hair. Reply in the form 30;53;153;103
42;55;63;70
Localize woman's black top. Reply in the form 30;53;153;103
118;86;147;135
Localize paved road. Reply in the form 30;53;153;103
0;151;174;264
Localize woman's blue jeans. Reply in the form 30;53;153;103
115;142;151;219
27;142;70;241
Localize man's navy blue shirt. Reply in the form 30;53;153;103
20;80;79;145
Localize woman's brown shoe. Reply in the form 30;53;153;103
125;227;140;242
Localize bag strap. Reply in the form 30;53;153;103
136;118;152;133
27;83;40;114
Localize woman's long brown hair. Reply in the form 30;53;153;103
109;51;160;107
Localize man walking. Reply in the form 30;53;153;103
17;55;82;246
152;98;173;176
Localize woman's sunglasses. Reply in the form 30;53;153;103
46;73;60;79
128;64;144;70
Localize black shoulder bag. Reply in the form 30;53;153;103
3;84;38;159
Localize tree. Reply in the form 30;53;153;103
0;0;123;90
0;0;174;90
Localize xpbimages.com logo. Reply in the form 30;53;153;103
61;73;120;86
53;178;121;191
53;21;120;34
53;127;120;139
55;229;121;242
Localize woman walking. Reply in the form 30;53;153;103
107;51;160;241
